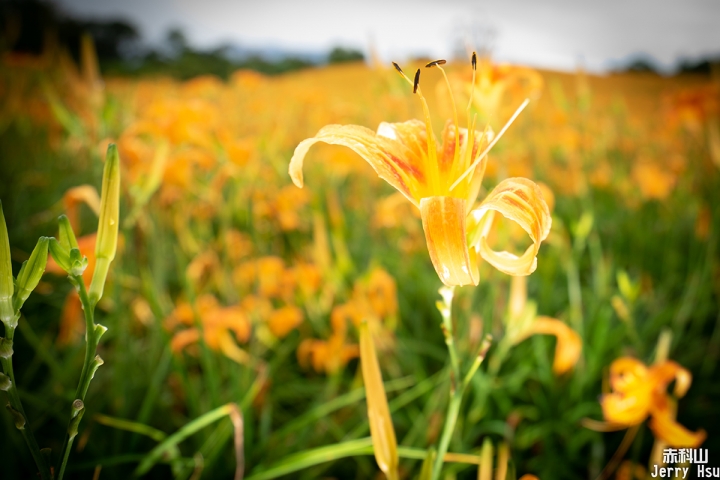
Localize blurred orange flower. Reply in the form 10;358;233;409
601;357;706;447
267;305;304;339
167;295;251;364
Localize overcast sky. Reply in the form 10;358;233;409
54;0;720;72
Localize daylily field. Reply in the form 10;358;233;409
1;41;719;480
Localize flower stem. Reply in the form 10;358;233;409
431;286;460;480
1;326;53;480
56;276;106;480
431;286;492;480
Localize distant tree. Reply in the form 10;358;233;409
678;57;720;75
166;28;189;58
328;47;364;64
625;58;659;73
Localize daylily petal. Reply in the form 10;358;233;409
469;178;551;276
290;123;428;205
649;360;692;398
439;121;491;203
377;120;430;172
609;357;649;394
601;391;652;426
420;196;478;286
528;316;582;374
649;397;706;447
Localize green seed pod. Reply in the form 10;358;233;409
48;237;72;273
0;372;11;391
0;201;15;327
58;215;80;251
89;144;120;304
13;237;49;312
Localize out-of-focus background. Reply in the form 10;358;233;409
1;1;719;479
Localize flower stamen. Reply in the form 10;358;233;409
427;59;461;190
450;98;529;192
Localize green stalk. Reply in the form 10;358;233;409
56;276;106;480
430;287;491;480
1;326;53;480
431;389;463;480
431;286;460;480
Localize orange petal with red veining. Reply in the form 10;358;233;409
289;122;428;206
420;196;478;286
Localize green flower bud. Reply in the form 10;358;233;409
13;237;49;312
0;372;11;391
89;144;120;304
0;201;15;327
58;215;80;251
69;247;88;277
48;237;72;273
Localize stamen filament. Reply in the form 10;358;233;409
392;62;413;86
449;98;529;192
391;62;440;193
415;83;441;194
436;65;460;188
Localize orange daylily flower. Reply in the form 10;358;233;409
507;275;582;375
267;305;304;338
600;357;706;448
290;55;551;286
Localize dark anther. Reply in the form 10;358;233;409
472;52;477;70
392;62;404;74
413;69;420;93
425;59;447;68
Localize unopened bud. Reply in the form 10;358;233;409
58;215;80;251
48;237;72;273
69;248;88;277
0;372;11;391
13;237;49;311
0;201;15;327
89;144;120;304
359;321;398;479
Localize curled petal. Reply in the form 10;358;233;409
649;398;706;447
469;178;551;276
289;122;429;206
528;316;582;374
420;196;478;286
650;360;692;398
601;391;652;426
